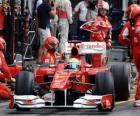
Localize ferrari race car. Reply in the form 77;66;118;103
9;20;130;112
9;41;130;112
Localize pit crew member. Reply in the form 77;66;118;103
83;0;112;48
119;4;140;106
41;36;60;64
0;37;15;100
92;0;112;48
56;0;73;53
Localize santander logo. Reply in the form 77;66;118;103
79;42;106;51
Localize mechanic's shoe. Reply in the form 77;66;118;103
134;99;140;107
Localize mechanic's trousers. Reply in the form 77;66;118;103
58;19;69;53
135;74;140;100
133;46;140;100
0;83;11;100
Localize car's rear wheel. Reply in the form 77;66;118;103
111;63;130;100
95;72;115;112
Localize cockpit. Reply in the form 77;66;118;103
65;58;81;70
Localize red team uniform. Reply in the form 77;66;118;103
119;4;140;106
41;36;60;64
0;37;13;100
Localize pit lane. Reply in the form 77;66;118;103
1;49;139;115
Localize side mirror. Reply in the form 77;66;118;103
14;53;22;65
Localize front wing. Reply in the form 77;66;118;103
11;93;113;110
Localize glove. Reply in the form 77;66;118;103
10;78;16;83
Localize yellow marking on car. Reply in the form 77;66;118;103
82;75;85;83
116;98;134;105
56;75;65;79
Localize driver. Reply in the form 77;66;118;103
119;4;140;107
41;36;60;64
68;58;81;69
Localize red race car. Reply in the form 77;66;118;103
9;41;130;112
9;21;130;112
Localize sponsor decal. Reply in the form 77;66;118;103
65;42;106;54
85;101;96;105
81;75;85;83
55;74;66;79
42;93;55;103
23;100;33;105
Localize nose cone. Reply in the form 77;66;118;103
50;73;71;90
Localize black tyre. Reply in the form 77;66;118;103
95;72;115;112
15;71;34;111
111;64;130;100
15;71;34;95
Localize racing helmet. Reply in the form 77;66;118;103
127;4;140;19
98;1;109;10
0;37;6;50
68;58;81;69
44;36;59;50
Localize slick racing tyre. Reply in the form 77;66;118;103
15;71;34;111
95;72;115;112
15;71;34;95
111;63;130;100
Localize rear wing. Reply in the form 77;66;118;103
65;42;106;55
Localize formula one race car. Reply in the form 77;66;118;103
9;41;130;112
9;21;130;112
